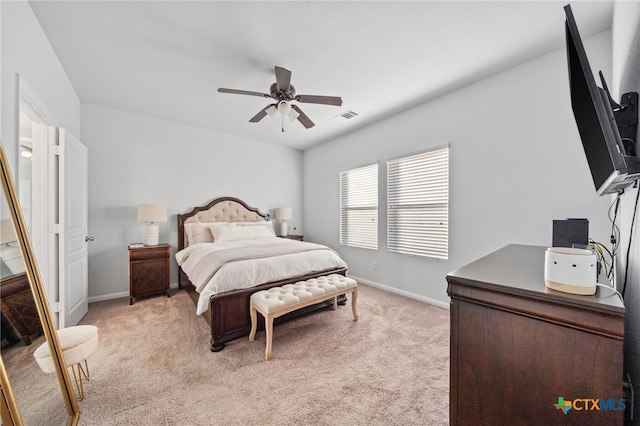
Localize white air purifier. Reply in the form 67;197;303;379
544;247;597;295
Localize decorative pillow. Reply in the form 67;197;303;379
210;224;276;242
185;222;227;245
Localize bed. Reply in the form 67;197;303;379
176;196;348;352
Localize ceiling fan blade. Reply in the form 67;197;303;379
291;105;315;129
275;66;292;93
295;94;343;106
218;88;271;98
249;104;276;123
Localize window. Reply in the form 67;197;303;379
387;147;449;259
340;164;378;249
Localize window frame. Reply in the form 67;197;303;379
386;146;449;259
339;163;379;250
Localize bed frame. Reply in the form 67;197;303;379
177;196;347;352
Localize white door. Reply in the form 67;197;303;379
29;122;57;307
58;129;89;327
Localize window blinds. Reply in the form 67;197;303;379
340;164;378;249
387;147;449;259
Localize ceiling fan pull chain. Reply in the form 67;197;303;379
282;115;285;133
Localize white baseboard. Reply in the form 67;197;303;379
348;275;450;310
88;282;180;304
88;279;450;310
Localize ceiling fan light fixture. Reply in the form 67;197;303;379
266;105;278;118
277;100;292;115
287;108;300;122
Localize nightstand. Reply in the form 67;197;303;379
281;235;303;241
1;273;42;345
128;244;171;305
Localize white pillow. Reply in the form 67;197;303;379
185;222;227;244
232;220;275;229
210;224;276;242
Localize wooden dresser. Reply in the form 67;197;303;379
446;244;625;425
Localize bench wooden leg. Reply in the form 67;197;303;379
265;315;274;361
333;296;338;310
249;304;257;342
351;288;358;321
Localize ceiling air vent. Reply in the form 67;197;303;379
336;109;359;120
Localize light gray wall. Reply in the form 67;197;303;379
81;104;303;301
0;1;81;171
612;2;640;423
303;32;614;307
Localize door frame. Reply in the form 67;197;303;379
18;76;61;326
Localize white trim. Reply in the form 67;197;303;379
18;75;58;127
87;278;449;310
347;274;450;310
17;75;62;326
88;291;129;304
87;282;181;304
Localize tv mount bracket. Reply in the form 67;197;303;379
599;71;639;157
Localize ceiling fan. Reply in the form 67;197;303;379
218;66;343;130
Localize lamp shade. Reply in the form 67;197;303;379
0;219;16;245
137;204;167;223
275;208;292;221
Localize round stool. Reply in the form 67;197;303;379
33;325;99;401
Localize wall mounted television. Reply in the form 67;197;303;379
564;4;640;196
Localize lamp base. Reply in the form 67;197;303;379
279;221;288;237
145;223;159;246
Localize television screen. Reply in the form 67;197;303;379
564;4;639;195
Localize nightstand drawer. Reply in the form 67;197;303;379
129;246;169;261
0;273;31;297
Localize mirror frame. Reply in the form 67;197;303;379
0;142;80;424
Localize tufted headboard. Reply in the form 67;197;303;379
177;196;270;251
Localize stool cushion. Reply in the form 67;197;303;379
251;274;357;314
34;325;99;373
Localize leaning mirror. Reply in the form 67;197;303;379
0;142;79;424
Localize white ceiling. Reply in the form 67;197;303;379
28;1;616;150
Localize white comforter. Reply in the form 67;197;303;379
175;238;348;315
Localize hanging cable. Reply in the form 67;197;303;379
607;190;623;281
589;239;613;280
621;182;640;298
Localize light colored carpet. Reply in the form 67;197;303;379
2;283;450;425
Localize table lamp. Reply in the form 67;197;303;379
275;208;292;236
137;204;167;246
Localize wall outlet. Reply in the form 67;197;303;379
372;260;378;270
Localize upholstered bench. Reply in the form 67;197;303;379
34;325;99;401
249;274;358;360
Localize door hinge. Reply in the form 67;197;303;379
52;302;63;313
50;223;63;234
51;145;63;156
